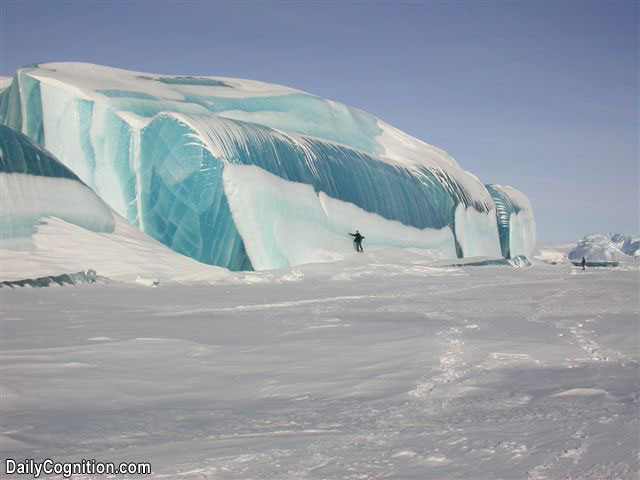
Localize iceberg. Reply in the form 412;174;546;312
568;233;639;262
1;62;536;270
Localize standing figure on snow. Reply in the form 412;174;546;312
581;256;586;270
349;230;365;252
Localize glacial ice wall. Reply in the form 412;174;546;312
0;125;115;246
0;62;534;270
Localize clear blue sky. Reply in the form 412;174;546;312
1;1;638;243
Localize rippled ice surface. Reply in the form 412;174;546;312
1;251;638;479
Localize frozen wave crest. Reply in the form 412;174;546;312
486;184;536;258
1;62;536;269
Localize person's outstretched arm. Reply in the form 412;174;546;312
348;233;356;237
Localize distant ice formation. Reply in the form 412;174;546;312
1;63;536;270
569;233;639;262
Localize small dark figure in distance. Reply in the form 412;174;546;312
581;256;586;270
349;230;365;252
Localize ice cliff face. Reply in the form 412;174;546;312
0;62;536;270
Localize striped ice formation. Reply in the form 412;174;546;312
0;63;535;270
485;184;536;259
0;124;115;249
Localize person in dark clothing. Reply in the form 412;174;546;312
349;230;365;252
581;256;586;270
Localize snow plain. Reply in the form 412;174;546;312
1;248;638;479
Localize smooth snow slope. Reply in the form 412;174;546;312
0;63;535;269
0;215;229;283
0;125;227;283
1;251;637;479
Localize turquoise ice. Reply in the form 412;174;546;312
486;184;536;259
0;124;115;243
0;63;535;270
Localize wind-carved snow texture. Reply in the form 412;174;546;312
1;250;637;479
1;63;535;270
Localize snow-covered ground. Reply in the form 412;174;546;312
0;215;228;284
1;248;638;479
